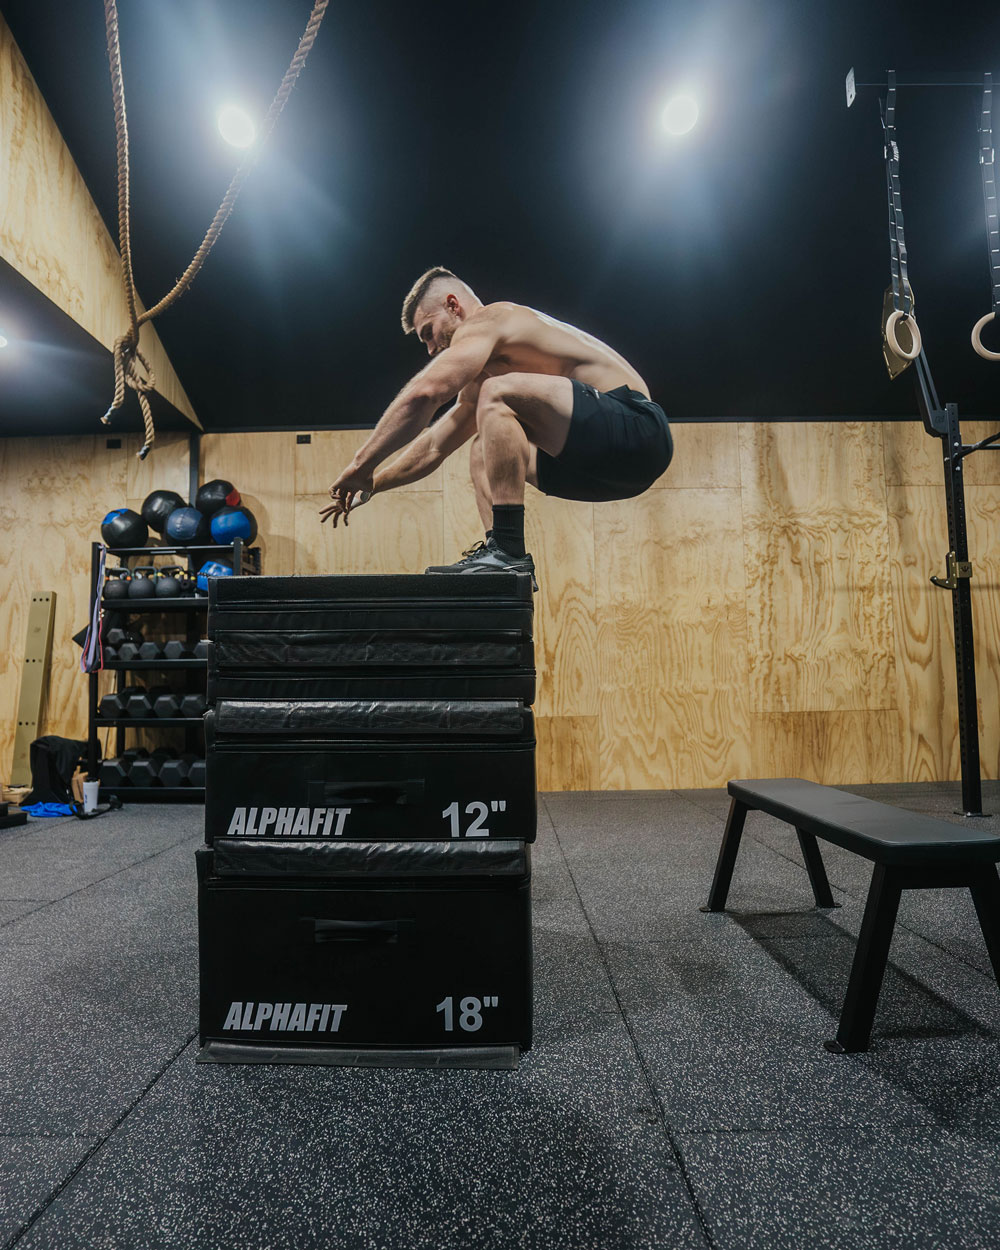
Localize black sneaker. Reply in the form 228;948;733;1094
425;537;538;590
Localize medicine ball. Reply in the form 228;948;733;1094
210;505;257;545
101;508;148;550
141;489;185;535
165;505;211;545
196;559;233;593
195;479;241;517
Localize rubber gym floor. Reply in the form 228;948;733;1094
2;783;999;1250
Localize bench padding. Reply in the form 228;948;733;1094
729;777;1000;865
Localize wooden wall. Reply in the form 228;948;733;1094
2;420;999;791
0;13;198;425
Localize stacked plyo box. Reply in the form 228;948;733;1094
197;573;536;1066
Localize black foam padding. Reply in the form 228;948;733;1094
729;777;1000;864
210;572;533;607
205;838;530;881
211;699;530;739
207;668;536;704
210;630;532;671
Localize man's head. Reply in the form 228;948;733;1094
401;266;482;355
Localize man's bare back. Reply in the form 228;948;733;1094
440;301;650;401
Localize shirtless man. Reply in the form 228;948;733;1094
320;266;672;587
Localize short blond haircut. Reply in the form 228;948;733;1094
400;266;467;334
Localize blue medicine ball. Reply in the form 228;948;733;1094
210;505;258;545
165;505;210;545
196;559;233;593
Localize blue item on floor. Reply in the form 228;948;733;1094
23;802;75;818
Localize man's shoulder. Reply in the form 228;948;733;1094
467;301;521;328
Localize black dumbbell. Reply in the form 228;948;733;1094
180;693;207;718
139;641;164;660
194;640;209;659
163;640;194;660
99;685;146;719
153;692;181;718
100;758;130;787
188;759;206;788
117;642;143;663
159;754;198;787
107;627;143;649
99;747;150;787
129;748;177;787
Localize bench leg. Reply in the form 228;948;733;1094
795;827;838;908
825;863;902;1054
970;868;1000;988
701;799;748;913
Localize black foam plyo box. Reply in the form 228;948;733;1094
204;698;537;844
206;574;535;704
196;839;533;1053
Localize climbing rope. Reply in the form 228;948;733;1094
102;0;329;458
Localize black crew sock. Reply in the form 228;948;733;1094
491;505;525;558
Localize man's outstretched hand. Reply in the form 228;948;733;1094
320;464;374;528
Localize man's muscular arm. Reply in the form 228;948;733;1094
373;393;478;492
319;386;480;526
328;318;499;509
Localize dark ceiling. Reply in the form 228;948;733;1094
2;0;1000;437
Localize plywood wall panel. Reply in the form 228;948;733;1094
200;432;297;576
6;419;1000;791
595;489;751;789
886;485;959;781
0;436;128;778
293;492;444;578
0;16;196;424
741;422;896;714
967;486;1000;779
535;715;599;792
750;711;902;784
659;422;741;490
884;419;1000;488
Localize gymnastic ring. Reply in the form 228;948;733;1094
971;312;1000;361
886;309;922;360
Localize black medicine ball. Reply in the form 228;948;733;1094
141;489;185;534
195;479;241;517
101;508;148;550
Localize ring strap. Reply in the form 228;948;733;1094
881;71;914;318
979;74;1000;318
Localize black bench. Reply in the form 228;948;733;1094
702;778;1000;1053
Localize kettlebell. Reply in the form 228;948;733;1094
103;568;131;601
176;568;198;595
128;565;158;600
155;566;182;598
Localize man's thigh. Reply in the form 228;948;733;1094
480;373;574;458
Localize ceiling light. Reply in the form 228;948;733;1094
662;95;699;136
0;333;8;349
218;105;256;149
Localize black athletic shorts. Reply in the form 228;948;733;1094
535;381;673;502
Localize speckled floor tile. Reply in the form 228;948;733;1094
15;1029;708;1250
0;1135;97;1245
676;1127;1000;1250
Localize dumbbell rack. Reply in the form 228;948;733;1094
87;539;261;802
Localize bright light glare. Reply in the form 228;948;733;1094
662;95;699;136
218;105;256;149
0;334;8;349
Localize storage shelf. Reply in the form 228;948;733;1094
99;786;205;802
102;659;207;670
105;597;207;611
96;716;206;727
